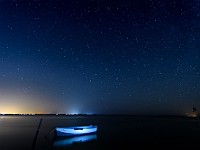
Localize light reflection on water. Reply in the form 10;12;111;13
53;134;97;147
0;116;39;150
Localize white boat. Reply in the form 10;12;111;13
55;125;97;136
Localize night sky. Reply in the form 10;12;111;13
0;0;199;115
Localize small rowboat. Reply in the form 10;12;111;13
55;125;97;136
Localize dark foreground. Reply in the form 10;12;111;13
0;115;199;150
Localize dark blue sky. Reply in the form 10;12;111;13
0;0;199;115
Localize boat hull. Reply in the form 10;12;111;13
55;125;97;137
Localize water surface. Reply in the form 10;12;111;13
0;116;199;150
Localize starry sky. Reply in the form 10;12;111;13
0;0;199;115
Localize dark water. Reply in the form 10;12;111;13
0;115;200;150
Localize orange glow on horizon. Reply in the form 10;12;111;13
0;92;57;114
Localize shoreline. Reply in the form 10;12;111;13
0;113;198;119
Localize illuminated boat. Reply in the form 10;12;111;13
55;125;97;136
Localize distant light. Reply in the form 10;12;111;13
69;109;80;115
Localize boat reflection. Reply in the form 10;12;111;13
53;134;97;147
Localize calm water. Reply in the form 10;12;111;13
0;115;200;150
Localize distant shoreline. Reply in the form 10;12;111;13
0;113;198;119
